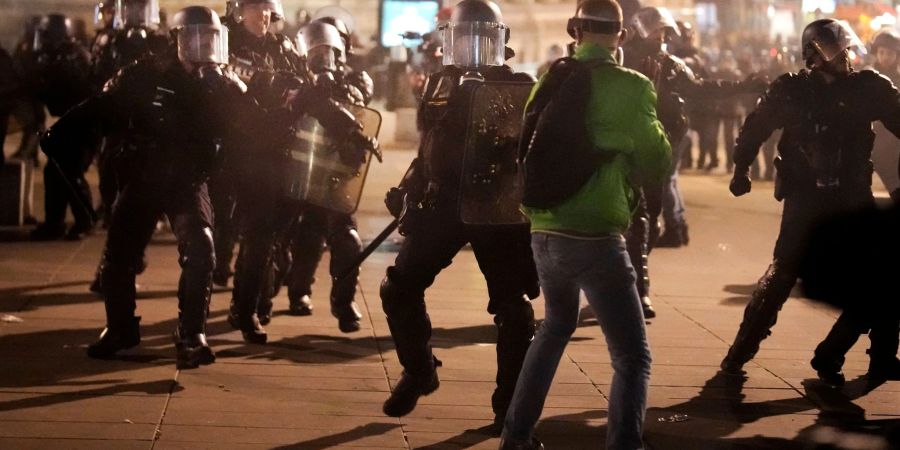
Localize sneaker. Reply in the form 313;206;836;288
86;317;141;359
656;224;689;248
383;370;440;417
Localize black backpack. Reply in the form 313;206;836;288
520;57;615;209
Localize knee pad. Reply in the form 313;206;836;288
380;268;425;318
179;226;215;273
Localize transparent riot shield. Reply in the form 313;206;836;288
284;105;381;214
459;81;534;225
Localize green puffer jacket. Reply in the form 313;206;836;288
523;42;671;236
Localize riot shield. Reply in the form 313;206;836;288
284;105;381;214
459;81;534;225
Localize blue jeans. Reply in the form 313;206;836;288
503;233;652;450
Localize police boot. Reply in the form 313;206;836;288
867;319;900;380
868;357;900;380
499;437;544;450
721;263;794;374
229;276;268;344
627;217;656;319
332;298;362;333
656;223;689;248
811;313;865;386
30;222;66;241
173;328;215;369
382;369;440;417
228;298;267;345
331;276;361;333
493;300;535;435
289;295;313;316
257;297;274;326
87;317;141;359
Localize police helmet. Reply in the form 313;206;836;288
801;19;865;65
172;6;229;65
440;0;507;68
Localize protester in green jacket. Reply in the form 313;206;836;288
501;1;670;449
524;41;671;236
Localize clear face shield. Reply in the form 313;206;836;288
810;20;866;62
307;45;340;77
440;21;506;68
114;0;160;29
177;25;229;65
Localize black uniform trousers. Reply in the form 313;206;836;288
724;186;886;366
286;206;361;308
380;205;537;417
101;180;214;335
208;168;239;277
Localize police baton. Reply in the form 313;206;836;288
334;218;399;281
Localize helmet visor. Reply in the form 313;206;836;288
177;24;228;64
114;0;160;29
440;22;506;68
632;8;678;40
811;20;866;61
307;45;338;73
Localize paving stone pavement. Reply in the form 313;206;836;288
1;142;897;449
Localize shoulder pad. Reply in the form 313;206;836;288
854;68;895;87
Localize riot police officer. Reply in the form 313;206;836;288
211;0;302;289
92;0;171;230
50;6;281;369
378;0;539;428
720;19;900;383
227;18;379;345
278;17;376;332
869;29;900;198
622;7;763;317
27;14;95;241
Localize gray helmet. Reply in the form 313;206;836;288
235;0;284;23
114;0;160;29
801;19;865;65
567;0;623;39
312;16;351;53
172;6;229;64
631;7;679;40
300;21;344;72
440;0;507;68
871;29;900;54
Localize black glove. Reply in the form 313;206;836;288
730;166;752;197
385;187;406;218
339;129;381;165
